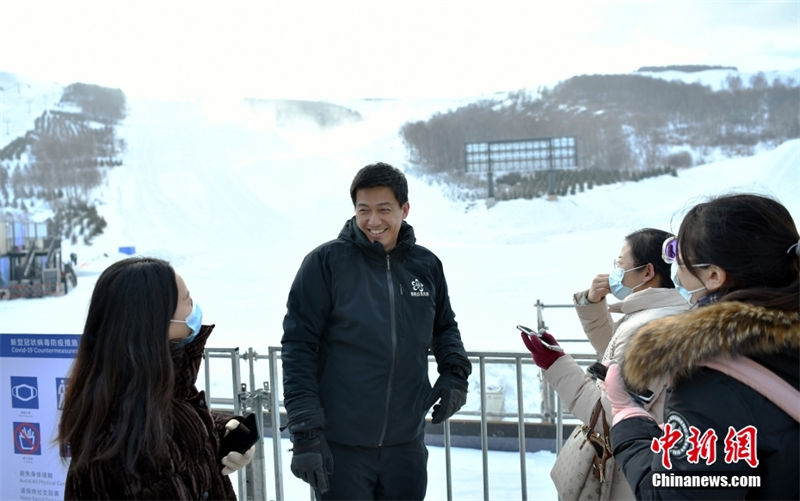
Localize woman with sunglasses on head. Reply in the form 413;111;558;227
606;193;800;500
520;228;689;501
57;257;255;500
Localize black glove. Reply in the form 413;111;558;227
290;429;334;493
424;372;468;424
287;409;334;494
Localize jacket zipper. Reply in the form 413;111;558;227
378;254;398;446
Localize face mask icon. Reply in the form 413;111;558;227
12;384;38;402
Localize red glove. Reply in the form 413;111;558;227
604;363;654;426
520;330;564;370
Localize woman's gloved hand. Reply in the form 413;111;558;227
221;418;256;475
222;445;256;475
520;329;565;370
604;363;655;426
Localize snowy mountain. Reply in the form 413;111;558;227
1;71;798;353
635;66;800;91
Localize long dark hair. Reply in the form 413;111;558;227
626;228;675;288
678;193;800;311
57;257;178;476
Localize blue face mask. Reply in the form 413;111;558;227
609;264;646;300
671;262;706;305
171;301;203;344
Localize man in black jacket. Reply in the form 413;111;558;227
281;162;472;500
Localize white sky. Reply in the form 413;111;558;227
2;0;798;100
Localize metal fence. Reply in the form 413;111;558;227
203;301;599;501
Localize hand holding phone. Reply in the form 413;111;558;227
220;413;260;457
587;361;608;381
517;324;565;352
586;362;654;404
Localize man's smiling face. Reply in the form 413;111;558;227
354;186;410;252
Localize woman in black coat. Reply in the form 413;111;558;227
606;194;799;500
58;257;254;500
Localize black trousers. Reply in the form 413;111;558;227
319;437;429;501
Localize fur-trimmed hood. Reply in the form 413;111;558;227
622;301;800;392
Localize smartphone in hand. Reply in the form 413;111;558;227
586;362;655;404
219;413;260;456
517;324;565;352
587;361;608;381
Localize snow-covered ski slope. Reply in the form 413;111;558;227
2;92;799;356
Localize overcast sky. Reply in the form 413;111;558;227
2;0;798;100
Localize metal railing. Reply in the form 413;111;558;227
201;301;599;500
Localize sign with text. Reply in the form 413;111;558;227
1;334;80;501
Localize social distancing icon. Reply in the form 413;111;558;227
56;378;69;410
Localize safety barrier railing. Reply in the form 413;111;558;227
202;300;600;500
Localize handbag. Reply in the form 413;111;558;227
550;399;615;501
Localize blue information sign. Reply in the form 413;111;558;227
1;333;80;500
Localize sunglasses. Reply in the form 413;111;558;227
663;236;712;268
662;236;679;264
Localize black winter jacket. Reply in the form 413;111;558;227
610;301;800;500
281;218;471;447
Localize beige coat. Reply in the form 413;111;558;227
544;287;689;500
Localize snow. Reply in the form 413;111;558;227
636;67;800;91
1;73;799;499
0;72;67;141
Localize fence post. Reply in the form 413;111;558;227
268;347;285;501
515;356;528;501
444;418;453;501
535;300;558;424
478;356;490;501
236;381;268;500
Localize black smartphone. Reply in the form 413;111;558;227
630;389;655;405
219;413;260;456
517;324;565;352
587;362;607;381
586;362;655;404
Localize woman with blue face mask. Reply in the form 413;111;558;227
574;228;689;365
58;257;255;500
607;194;800;500
520;228;689;501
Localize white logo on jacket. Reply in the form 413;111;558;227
410;278;430;297
665;411;691;458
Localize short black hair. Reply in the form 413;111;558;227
349;162;408;206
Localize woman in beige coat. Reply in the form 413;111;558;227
521;228;689;500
